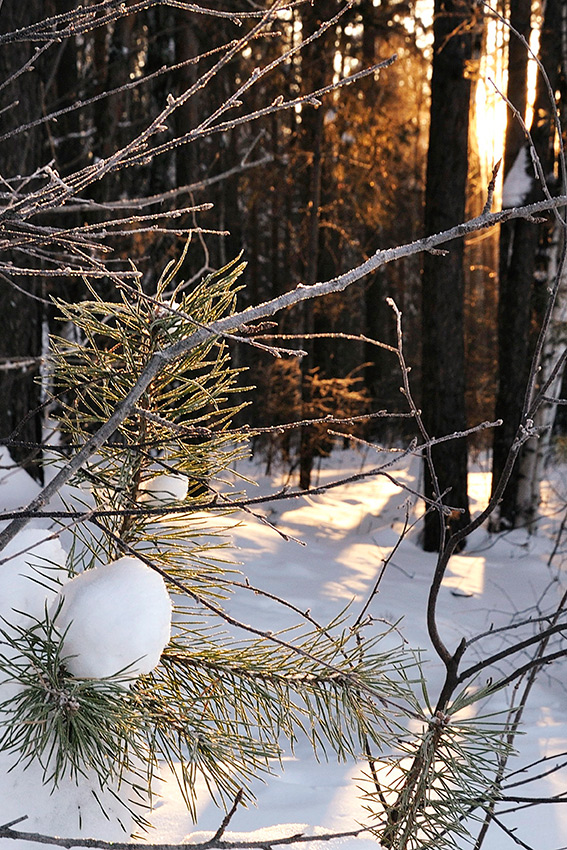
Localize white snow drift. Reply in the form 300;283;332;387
0;528;67;637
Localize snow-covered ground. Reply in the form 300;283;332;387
1;446;566;849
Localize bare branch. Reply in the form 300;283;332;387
1;194;565;554
0;821;369;850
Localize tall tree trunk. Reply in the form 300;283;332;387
503;0;531;178
0;4;46;479
515;0;567;527
174;11;200;190
91;2;137;202
490;0;532;529
298;104;324;491
298;3;327;490
516;222;567;525
421;0;475;551
491;0;561;528
47;0;84;178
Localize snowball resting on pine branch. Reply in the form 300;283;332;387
51;556;172;679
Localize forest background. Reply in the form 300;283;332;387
1;1;567;848
2;0;564;548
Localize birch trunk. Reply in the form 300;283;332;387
516;224;567;528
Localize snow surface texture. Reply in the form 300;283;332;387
1;450;567;850
0;528;68;700
52;556;172;679
0;751;144;850
0;528;67;637
148;452;567;850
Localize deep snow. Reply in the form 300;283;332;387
0;446;566;849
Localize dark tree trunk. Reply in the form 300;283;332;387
45;0;85;178
297;2;328;490
144;6;176;196
174;11;200;190
490;0;532;529
491;0;561;528
298;104;323;490
0;4;46;479
421;0;474;551
503;0;531;178
91;2;137;202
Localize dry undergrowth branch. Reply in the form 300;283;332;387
1;193;565;554
0;818;370;850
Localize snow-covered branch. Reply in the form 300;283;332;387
0;819;369;850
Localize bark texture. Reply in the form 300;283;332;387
492;0;562;527
0;3;46;478
421;0;474;551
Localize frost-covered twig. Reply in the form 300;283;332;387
0;820;370;850
0;455;461;525
1;194;566;555
90;519;424;721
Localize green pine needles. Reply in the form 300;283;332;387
371;693;509;850
0;606;150;790
0;248;508;846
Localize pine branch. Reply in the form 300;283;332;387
2;192;563;551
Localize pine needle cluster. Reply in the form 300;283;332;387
366;686;509;850
0;250;421;829
0;606;149;791
0;248;509;845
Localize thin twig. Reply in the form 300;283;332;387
211;788;244;842
2;194;565;555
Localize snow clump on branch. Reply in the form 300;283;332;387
139;472;189;504
51;556;172;680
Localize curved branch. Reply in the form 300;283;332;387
0;196;565;555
